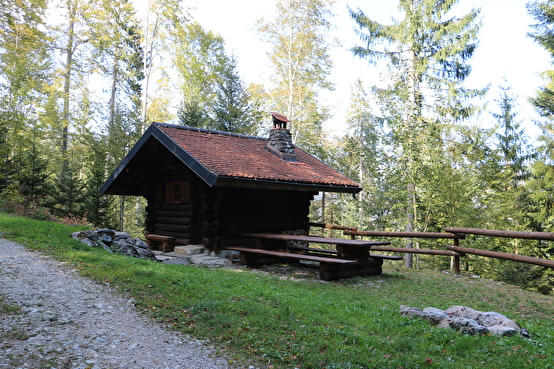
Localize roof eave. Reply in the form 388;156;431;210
100;123;219;194
213;176;362;193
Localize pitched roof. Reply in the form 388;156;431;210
100;122;361;194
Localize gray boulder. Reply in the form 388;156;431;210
71;230;157;261
400;305;529;337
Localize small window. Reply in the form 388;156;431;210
173;183;181;202
165;181;191;204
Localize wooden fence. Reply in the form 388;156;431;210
309;223;554;274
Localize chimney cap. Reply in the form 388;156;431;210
270;112;290;129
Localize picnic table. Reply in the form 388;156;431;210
227;233;401;281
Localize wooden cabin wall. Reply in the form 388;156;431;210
144;159;196;245
214;188;315;250
145;203;192;245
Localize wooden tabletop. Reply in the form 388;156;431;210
244;233;390;247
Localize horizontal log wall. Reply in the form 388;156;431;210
219;188;315;249
146;201;193;246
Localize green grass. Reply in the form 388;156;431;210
1;212;553;368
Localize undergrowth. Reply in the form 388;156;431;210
1;212;553;368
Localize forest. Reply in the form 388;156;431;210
1;0;554;293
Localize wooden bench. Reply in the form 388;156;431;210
235;233;393;280
145;234;176;252
227;246;356;265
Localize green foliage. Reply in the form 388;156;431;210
528;0;554;119
212;56;263;135
492;79;535;185
12;139;51;202
49;159;85;218
257;0;336;152
527;1;554;236
1;212;553;369
173;22;228;128
348;0;486;270
173;22;261;133
82;134;115;228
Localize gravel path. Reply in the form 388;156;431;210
0;238;232;369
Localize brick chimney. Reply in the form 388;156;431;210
267;112;297;162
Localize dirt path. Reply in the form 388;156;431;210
0;238;233;369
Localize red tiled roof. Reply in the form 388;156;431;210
157;124;360;191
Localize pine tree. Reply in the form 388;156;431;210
492;80;535;186
83;134;116;228
13;139;51;204
337;79;382;229
350;0;483;267
212;56;263;135
49;156;85;217
527;0;554;232
528;0;554;119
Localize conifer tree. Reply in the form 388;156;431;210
212;56;263;135
350;0;483;267
527;0;554;233
493;80;535;184
528;0;554;119
83;134;116;228
172;22;261;133
13;139;51;204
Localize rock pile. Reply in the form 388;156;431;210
71;229;157;261
400;305;530;337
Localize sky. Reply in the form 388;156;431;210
181;0;551;139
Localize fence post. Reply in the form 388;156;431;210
453;238;460;275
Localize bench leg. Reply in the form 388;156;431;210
161;241;175;253
147;240;159;250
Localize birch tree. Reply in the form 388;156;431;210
0;0;50;159
257;0;336;154
0;0;50;201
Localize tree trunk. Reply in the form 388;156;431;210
404;0;418;269
109;57;118;131
62;6;76;156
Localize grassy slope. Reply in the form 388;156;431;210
1;212;553;369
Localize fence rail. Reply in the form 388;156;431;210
344;230;465;239
446;245;554;268
444;227;554;241
309;223;554;274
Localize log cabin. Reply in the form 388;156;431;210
100;115;361;253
